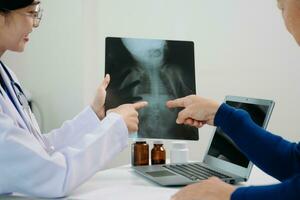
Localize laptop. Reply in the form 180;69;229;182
133;95;275;186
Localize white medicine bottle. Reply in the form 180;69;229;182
170;141;189;164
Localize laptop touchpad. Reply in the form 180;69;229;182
146;170;176;177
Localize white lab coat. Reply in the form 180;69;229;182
0;63;129;198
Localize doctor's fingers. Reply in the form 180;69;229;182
132;101;148;110
125;105;139;117
132;116;139;125
129;124;139;133
128;118;139;132
101;74;111;89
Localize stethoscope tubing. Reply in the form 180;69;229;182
0;60;54;155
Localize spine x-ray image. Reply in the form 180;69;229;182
105;37;198;140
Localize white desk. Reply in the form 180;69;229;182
1;165;279;200
67;165;279;200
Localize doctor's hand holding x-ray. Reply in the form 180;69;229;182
92;74;147;133
0;0;147;198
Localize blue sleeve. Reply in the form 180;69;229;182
232;174;300;200
214;103;300;200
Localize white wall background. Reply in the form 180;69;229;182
2;0;300;168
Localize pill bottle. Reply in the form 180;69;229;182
151;141;166;165
131;140;149;166
170;141;189;164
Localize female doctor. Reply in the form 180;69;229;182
0;0;148;198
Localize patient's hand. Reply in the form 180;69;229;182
166;95;220;127
171;177;236;200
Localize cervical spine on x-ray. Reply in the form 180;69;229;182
105;37;197;141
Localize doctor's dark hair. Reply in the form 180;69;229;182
0;0;39;13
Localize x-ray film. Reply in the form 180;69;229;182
105;37;198;140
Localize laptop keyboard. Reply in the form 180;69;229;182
163;163;231;181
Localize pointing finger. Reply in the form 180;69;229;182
166;97;187;108
133;101;148;110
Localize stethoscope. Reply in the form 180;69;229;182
0;61;55;155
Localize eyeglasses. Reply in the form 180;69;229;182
17;5;43;28
2;5;43;28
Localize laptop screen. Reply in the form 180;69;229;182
207;100;270;168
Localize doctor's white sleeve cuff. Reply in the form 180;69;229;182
97;111;129;153
85;105;102;125
84;106;130;137
44;106;105;150
102;112;129;136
